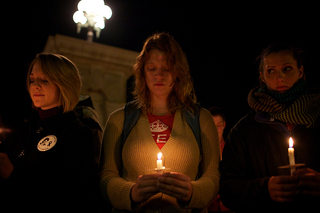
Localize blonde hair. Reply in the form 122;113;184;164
133;32;197;113
26;53;82;113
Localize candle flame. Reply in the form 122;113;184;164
289;137;293;148
157;152;162;160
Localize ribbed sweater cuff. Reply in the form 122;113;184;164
188;181;202;208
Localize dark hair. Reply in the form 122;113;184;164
207;106;225;121
133;32;197;113
258;44;305;84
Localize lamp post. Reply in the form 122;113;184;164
73;0;112;42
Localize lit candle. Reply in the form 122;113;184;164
288;137;295;165
157;152;164;170
288;137;295;174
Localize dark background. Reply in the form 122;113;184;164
1;1;319;136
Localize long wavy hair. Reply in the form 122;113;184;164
132;32;197;113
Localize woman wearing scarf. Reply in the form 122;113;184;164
220;44;320;212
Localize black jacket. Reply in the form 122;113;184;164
1;110;96;212
220;110;320;212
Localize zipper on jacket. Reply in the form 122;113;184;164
286;123;293;136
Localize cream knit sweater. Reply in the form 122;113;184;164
100;107;220;212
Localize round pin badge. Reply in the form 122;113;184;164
37;135;57;152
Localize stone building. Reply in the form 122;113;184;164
43;34;139;127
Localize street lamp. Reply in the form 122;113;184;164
73;0;112;42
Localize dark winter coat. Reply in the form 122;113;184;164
219;110;320;212
1;110;96;212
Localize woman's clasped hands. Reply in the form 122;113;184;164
131;172;193;204
158;172;193;203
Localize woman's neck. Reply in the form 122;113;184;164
149;96;169;116
38;106;63;119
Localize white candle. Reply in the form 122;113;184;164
288;137;295;165
157;152;163;170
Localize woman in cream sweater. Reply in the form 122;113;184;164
100;32;220;212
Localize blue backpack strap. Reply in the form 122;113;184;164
183;109;201;154
183;105;203;180
122;100;141;148
118;101;140;177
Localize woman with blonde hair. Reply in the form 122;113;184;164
0;53;96;212
100;32;220;212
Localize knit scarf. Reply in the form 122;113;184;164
248;80;320;127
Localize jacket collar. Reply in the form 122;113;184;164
255;111;278;124
254;111;291;136
35;111;78;134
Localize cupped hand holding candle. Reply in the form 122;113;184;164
131;173;162;203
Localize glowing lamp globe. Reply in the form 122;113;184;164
73;11;87;25
73;0;112;41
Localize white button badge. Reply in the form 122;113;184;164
37;135;57;152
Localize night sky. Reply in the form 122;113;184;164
2;1;320;135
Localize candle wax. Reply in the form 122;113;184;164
288;148;295;165
288;137;295;165
157;152;164;170
157;160;163;170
